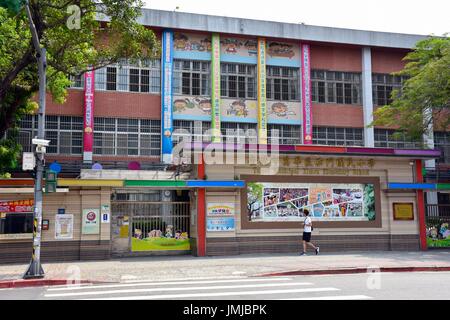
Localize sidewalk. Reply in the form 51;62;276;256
1;251;450;286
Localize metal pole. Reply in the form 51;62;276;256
23;1;46;279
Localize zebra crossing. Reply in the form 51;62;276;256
43;276;373;300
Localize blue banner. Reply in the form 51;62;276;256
161;30;174;163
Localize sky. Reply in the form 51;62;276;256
144;0;449;36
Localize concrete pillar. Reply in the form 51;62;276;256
362;47;375;148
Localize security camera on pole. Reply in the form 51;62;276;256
22;0;47;279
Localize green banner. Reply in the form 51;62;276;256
211;34;222;143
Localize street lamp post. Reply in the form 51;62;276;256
23;0;46;279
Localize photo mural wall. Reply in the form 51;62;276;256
247;182;376;222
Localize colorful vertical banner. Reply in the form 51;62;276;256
161;30;174;164
83;70;95;162
211;34;222;143
301;44;313;145
258;39;268;145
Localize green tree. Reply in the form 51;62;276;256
371;36;450;142
0;1;159;175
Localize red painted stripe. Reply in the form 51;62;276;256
295;146;347;153
197;188;206;257
0;179;35;187
415;159;428;251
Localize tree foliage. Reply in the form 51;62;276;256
0;0;159;174
371;36;450;143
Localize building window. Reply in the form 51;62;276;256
173;60;211;96
374;129;422;149
95;59;161;93
69;74;84;89
313;127;364;146
173;121;212;146
434;132;450;164
18;115;83;155
268;124;302;145
0;213;33;235
267;67;300;101
220;63;257;99
221;122;258;142
311;70;362;105
94;118;161;156
372;74;407;106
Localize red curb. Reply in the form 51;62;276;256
258;266;450;277
0;279;95;289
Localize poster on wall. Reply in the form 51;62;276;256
207;217;236;232
427;221;450;248
82;209;100;235
131;223;190;252
247;182;376;222
393;203;414;221
207;203;235;216
55;214;73;240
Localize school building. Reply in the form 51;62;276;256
0;9;449;264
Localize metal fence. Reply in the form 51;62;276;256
111;201;190;240
426;204;450;227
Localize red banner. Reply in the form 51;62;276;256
0;200;34;213
84;70;95;161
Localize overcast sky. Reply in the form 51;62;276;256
144;0;449;35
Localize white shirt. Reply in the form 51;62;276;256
304;216;312;233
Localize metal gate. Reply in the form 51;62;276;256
111;198;190;255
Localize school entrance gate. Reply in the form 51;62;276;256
110;191;191;256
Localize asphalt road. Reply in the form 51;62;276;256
0;272;449;300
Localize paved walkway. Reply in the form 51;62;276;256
1;251;450;283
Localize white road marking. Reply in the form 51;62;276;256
279;295;373;300
46;277;294;291
80;287;340;300
121;275;245;283
45;282;313;298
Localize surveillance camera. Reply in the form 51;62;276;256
32;138;51;147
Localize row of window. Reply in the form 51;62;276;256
17;116;448;155
72;60;401;105
18;116;161;157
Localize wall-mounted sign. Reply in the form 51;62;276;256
82;209;100;235
207;217;236;232
42;220;50;231
207;203;235;216
393;203;414;221
58;208;65;215
83;70;95;162
101;205;110;224
0;200;34;213
301;44;313;145
22;152;35;171
55;214;73;240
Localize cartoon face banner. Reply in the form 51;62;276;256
247;182;376;222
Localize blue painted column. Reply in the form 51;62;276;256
161;30;174;164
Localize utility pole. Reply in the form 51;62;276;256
23;0;47;279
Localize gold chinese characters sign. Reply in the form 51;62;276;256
393;203;414;221
280;156;376;176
